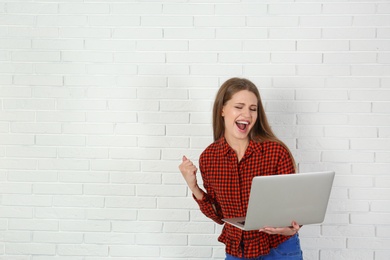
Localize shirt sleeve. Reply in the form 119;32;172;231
193;156;224;225
276;145;296;175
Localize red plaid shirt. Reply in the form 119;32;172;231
195;137;295;258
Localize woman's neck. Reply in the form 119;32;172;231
225;136;249;161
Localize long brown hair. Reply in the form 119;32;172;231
212;78;295;166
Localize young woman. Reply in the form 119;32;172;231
179;78;303;260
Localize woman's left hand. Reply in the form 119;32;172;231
259;221;300;236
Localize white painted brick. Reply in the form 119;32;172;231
320;250;374;260
114;28;162;39
85;39;135;51
323;28;376;39
63;51;112;63
53;195;103;208
298;114;348;125
300;237;345;249
379;127;390;138
110;172;161;185
0;206;32;218
12;51;60;62
138;209;188;221
297;90;348;100
84;184;135;196
111;221;162;233
247;16;298;27
11;122;61;134
2;195;51;207
57;244;108;256
90;160;139;172
326;77;380;88
137;233;187;245
6;147;56;158
4;99;55;110
245;64;295;76
35;208;85;220
351;90;390;101
167;52;217;63
164;3;214;15
59;3;109;14
297;138;349;150
60;27;111;39
270;28;321;39
325;126;377;138
33;184;82;195
347;237;390;250
163;222;215;234
164;28;214;39
86;136;137;147
137;40;187;51
298;65;350;76
353;15;390;27
85;232;135;244
86;88;136;99
87;63;137;75
111;3;162;14
351;40;390;51
0;15;35;26
60;220;110;232
216;28;267;39
350;114;390;126
62;124;114;135
0;85;32;98
36;135;85;147
0;62;32;73
0;159;36;170
33;232;83;244
58;171;108;183
298;40;349;51
371;201;390;212
323;3;376;14
138;112;189;124
86;112;137;123
0;231;30;242
6;3;58;14
8;171;57;183
33;87;84;98
269;3;321;14
142;16;193;27
109;148;160;160
38;159;89;171
322;151;374;163
37;15;87;27
8;219;58;231
86;208;137;221
138;64;189;75
6;243;55;255
0;134;34;145
377;28;390;38
195;16;245;27
110;245;159;257
161;246;213;258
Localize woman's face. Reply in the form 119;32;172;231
222;90;258;142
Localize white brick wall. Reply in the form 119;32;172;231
0;1;389;259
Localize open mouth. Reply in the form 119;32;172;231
236;120;249;131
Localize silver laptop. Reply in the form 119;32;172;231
222;171;335;231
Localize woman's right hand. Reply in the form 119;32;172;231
179;155;198;190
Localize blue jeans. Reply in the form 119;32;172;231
225;234;303;260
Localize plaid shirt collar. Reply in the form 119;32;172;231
216;137;263;159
